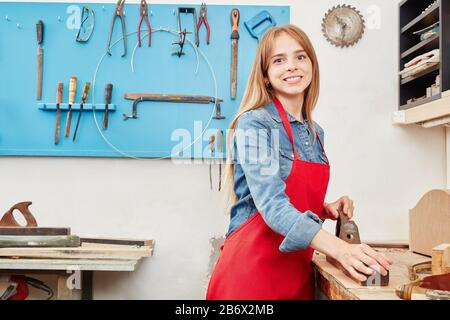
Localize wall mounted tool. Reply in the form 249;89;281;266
54;83;63;145
72;82;91;141
244;10;276;41
64;76;77;137
326;212;390;286
174;7;199;56
230;9;239;99
107;0;127;57
123;93;224;120
197;3;210;45
209;134;215;190
76;6;95;43
36;20;44;100
322;4;365;48
217;130;223;191
103;83;113;129
172;29;188;57
138;0;151;47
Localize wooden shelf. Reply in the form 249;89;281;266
401;1;440;34
399;92;441;110
401;34;439;60
400;63;439;85
393;90;450;125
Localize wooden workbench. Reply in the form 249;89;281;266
313;248;431;300
0;241;154;300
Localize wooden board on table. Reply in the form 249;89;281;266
80;237;153;247
0;235;80;247
0;258;140;271
409;189;450;256
313;248;431;300
432;243;450;275
0;227;71;236
0;242;154;260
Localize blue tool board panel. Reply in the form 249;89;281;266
0;2;289;158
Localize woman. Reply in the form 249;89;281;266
206;25;392;300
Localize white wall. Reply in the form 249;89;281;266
0;0;447;299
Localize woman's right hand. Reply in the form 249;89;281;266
335;242;393;282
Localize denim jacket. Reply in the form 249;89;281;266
228;102;329;252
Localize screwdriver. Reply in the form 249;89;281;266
209;134;215;190
65;76;77;137
103;83;113;129
72;82;91;141
217;130;223;191
54;82;63;145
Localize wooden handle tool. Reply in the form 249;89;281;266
72;82;91;141
54;82;63;145
65;76;77;137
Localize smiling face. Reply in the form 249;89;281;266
265;32;313;100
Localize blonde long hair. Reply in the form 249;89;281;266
224;24;321;212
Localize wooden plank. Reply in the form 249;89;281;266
432;243;450;275
409;189;450;256
313;249;431;300
364;240;409;249
400;63;439;85
0;235;80;248
0;258;139;271
403;97;450;124
0;227;70;236
0;242;153;260
80;237;153;247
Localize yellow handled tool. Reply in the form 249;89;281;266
65;76;77;137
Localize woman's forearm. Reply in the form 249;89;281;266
309;228;346;259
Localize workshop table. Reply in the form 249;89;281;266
313;247;431;300
0;241;154;300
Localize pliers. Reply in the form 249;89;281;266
196;3;210;45
107;0;127;57
138;0;151;47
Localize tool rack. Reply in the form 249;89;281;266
0;2;289;158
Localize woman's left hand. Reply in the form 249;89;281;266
323;196;354;220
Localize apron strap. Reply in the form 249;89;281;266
273;97;329;163
273;97;300;160
315;131;330;164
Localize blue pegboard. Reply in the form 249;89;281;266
0;2;290;158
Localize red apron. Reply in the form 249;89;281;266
206;97;330;300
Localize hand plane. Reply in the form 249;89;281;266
0;202;37;227
0;201;70;236
326;211;390;286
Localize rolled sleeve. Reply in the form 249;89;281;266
234;112;323;252
279;211;322;252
